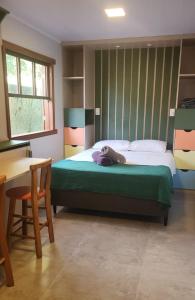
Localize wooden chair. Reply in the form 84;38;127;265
6;158;54;259
0;175;14;287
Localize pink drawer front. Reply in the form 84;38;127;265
64;127;84;146
175;130;195;150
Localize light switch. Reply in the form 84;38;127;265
169;108;175;117
95;108;101;115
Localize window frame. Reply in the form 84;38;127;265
2;40;57;140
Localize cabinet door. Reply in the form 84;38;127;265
174;109;195;130
64;127;85;146
174;130;195;150
173;169;195;189
64;145;84;158
174;150;195;170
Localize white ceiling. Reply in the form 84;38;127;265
0;0;195;43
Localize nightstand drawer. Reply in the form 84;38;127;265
174;150;195;170
64;145;84;158
175;130;195;150
64;127;84;146
174;109;195;130
173;169;195;189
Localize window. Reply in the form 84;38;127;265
2;41;57;139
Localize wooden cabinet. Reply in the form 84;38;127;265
173;111;195;188
63;109;94;157
62;44;95;158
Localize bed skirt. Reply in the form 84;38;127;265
51;189;169;226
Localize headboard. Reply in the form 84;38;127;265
95;47;180;146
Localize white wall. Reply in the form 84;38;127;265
0;16;64;161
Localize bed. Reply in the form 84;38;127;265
51;144;175;226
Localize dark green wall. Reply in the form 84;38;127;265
95;47;180;145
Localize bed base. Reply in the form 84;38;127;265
51;189;169;226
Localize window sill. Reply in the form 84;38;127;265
11;129;58;140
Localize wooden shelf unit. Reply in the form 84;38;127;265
173;38;195;190
63;46;83;78
177;39;195;108
180;40;195;75
62;44;95;157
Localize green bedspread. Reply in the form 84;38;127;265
51;160;173;207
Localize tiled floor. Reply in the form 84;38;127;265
0;189;195;300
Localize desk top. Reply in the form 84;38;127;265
0;157;48;182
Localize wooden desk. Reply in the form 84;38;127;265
0;157;48;182
0;141;48;182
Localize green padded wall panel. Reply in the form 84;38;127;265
95;47;180;145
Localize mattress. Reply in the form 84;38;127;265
67;148;176;175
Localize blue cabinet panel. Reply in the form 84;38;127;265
173;169;195;189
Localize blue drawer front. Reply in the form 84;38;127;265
173;169;195;189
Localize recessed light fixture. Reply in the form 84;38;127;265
105;8;126;18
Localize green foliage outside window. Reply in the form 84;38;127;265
6;54;47;136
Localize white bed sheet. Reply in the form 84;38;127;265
67;149;176;175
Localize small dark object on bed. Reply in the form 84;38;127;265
92;151;115;166
101;146;126;163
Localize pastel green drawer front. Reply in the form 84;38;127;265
64;108;94;127
173;169;195;189
174;109;195;130
64;145;84;158
174;150;195;170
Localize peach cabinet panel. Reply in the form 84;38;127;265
64;145;84;158
175;130;195;150
174;150;195;170
64;127;84;145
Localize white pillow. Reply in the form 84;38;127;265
92;140;131;151
129;140;167;153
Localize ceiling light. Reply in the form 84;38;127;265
115;45;120;48
147;43;152;47
105;8;126;18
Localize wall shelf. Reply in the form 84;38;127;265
63;76;84;80
179;74;195;79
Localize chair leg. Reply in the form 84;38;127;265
22;201;28;236
45;192;54;243
31;200;42;258
0;219;14;287
53;205;57;215
7;198;16;246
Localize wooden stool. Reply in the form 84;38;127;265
0;175;14;287
6;158;54;259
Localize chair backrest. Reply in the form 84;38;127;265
0;175;6;220
30;158;52;200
